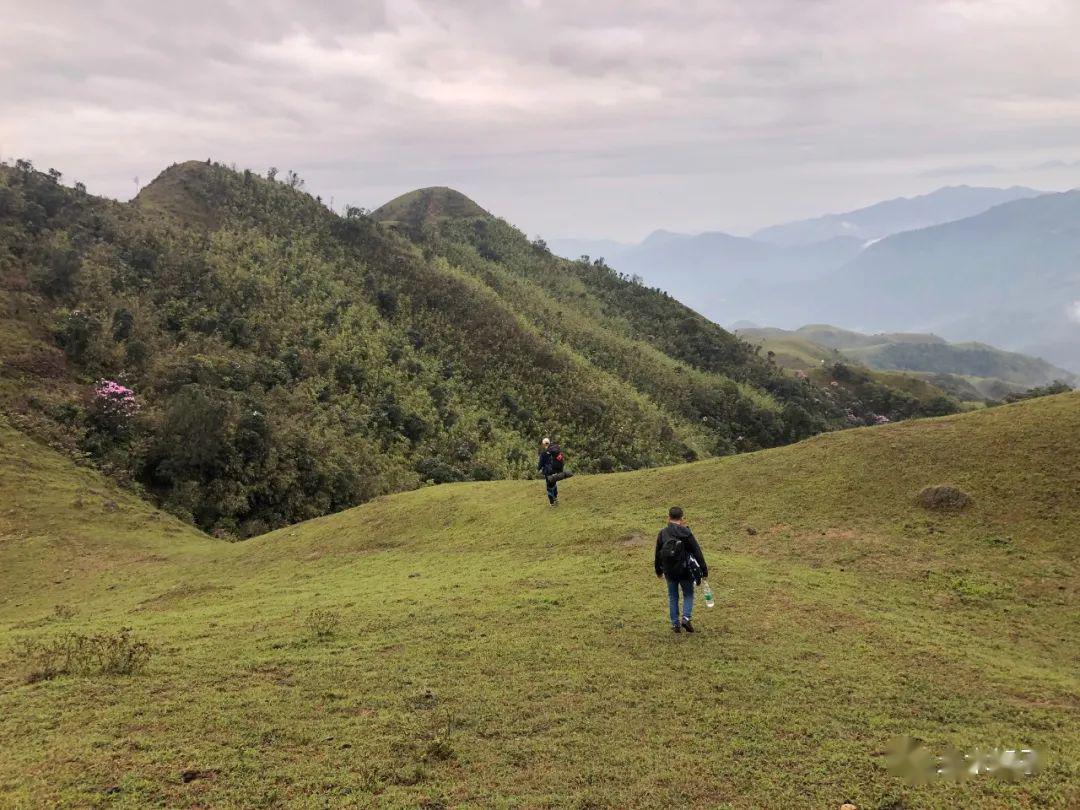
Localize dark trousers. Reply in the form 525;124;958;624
546;479;558;502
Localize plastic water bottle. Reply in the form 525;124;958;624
702;579;715;608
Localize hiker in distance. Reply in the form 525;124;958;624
537;437;573;506
655;506;708;633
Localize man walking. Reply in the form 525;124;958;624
655;506;708;633
538;437;558;506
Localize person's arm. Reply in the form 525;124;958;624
654;531;664;577
687;530;708;577
537;452;545;472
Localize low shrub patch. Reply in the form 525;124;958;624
918;484;971;511
13;627;152;683
305;608;341;639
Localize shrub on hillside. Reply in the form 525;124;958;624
918;484;972;511
14;627;152;683
306;608;341;639
416;457;464;485
1003;380;1073;404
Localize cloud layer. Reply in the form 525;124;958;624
4;0;1080;238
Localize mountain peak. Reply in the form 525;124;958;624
134;160;223;227
371;186;490;230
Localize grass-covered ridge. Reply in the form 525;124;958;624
1;394;1077;808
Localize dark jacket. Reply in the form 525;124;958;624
654;523;708;579
538;449;553;475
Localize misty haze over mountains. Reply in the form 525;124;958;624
550;185;1080;373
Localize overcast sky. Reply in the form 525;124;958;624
3;0;1080;240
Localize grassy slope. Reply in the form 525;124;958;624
1;396;1078;808
0;418;223;611
736;328;842;371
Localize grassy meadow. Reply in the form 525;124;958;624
1;394;1078;808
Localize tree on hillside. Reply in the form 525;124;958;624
285;170;304;189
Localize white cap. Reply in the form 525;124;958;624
542;437;550;445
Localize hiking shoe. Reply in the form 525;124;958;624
672;624;681;633
681;618;695;633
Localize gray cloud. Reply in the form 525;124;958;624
3;0;1080;239
919;164;1003;178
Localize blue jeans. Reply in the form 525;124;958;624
546;480;558;502
666;577;694;626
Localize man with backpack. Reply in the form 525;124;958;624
654;506;708;633
537;437;572;506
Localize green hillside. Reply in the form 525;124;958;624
2;395;1077;808
795;324;1076;389
736;326;845;370
2;159;887;537
735;328;963;418
740;325;1076;401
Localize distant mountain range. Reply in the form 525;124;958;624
750;185;1044;246
549;185;1044;261
551;185;1080;373
782;190;1080;372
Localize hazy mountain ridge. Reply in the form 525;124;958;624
565;186;1078;374
552;229;864;321
549;186;1061;360
803;189;1080;371
751;185;1045;246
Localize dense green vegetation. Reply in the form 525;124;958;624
796;325;1076;389
739;324;1075;403
0;160;937;537
2;394;1077;807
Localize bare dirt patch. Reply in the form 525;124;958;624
138;583;233;610
617;532;648;548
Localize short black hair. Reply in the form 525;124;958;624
668;506;683;520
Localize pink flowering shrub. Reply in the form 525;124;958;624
84;379;141;443
93;379;140;416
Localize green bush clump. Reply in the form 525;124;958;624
14;627;152;683
306;608;341;639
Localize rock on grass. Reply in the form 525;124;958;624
918;484;971;511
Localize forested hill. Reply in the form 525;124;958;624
0;160;951;536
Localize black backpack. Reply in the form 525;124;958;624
658;529;687;577
548;444;565;473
